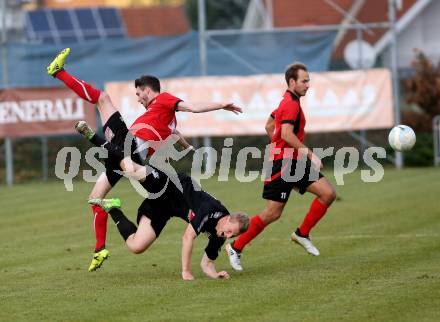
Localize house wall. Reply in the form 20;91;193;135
382;0;440;68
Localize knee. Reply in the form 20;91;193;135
88;193;102;200
322;187;337;206
98;91;110;105
125;235;148;254
127;244;147;254
260;208;282;224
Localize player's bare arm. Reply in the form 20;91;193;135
265;116;275;139
281;123;322;169
200;253;230;280
176;101;242;114
173;129;194;150
181;224;197;281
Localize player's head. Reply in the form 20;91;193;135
134;75;161;107
285;62;310;97
216;212;249;238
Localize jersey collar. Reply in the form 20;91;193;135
286;90;300;101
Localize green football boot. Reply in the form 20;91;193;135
88;249;109;272
75;121;95;140
88;198;122;212
47;47;70;77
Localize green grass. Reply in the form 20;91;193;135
1;168;440;322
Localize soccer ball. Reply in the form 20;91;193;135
388;125;416;151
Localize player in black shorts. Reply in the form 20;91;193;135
226;63;337;271
101;112;143;187
80;124;249;280
262;157;324;202
90;168;248;280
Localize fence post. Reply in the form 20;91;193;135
42;136;48;181
5;138;13;186
434;115;440;166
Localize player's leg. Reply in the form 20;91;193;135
233;200;285;251
226;159;292;270
76;122;142;169
124;216;157;254
47;48;117;124
291;168;336;256
225;199;285;271
89;173;113;250
231;160;290;253
297;177;336;236
91;196;173;255
87;173;113;272
226;199;286;272
87;156;124;271
107;209;158;254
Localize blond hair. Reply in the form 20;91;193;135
230;211;250;234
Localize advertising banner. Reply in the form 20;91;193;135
105;69;393;137
0;88;96;138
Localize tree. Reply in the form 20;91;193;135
185;0;250;30
403;50;440;132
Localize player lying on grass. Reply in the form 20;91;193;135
77;123;249;280
47;48;242;272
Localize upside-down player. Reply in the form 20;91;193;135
75;122;249;280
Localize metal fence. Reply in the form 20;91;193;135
0;0;422;185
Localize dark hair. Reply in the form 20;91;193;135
285;62;308;85
134;75;161;92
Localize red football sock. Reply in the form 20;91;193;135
56;70;100;104
91;205;108;252
298;198;328;236
233;215;267;252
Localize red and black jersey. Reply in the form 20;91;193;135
130;92;182;143
269;90;306;161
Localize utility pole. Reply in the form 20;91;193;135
1;0;13;185
197;0;214;173
388;0;403;168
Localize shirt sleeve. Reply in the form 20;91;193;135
270;111;275;119
205;236;226;260
278;100;299;125
159;92;183;111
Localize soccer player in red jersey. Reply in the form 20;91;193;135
226;62;337;271
47;48;242;271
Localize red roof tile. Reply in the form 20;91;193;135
120;5;190;37
272;0;352;27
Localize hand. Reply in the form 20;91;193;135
216;271;230;279
308;152;323;170
222;103;242;115
182;271;195;281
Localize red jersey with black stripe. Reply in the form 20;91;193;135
130;92;182;142
270;90;306;161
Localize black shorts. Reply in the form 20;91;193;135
262;158;324;203
102;112;142;186
136;190;189;237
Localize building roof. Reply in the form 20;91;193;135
43;0;189;37
120;6;190;37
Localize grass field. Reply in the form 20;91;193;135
1;167;439;322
